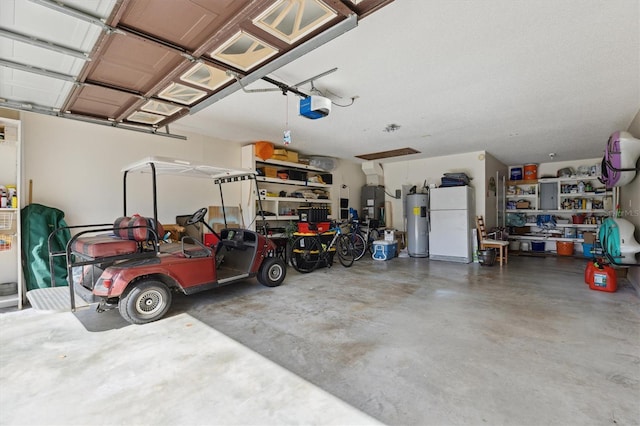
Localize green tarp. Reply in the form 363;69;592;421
21;204;70;290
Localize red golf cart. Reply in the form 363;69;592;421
48;157;286;324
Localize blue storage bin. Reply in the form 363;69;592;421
372;240;397;261
582;243;595;258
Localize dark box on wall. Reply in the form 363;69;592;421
298;207;329;223
320;173;333;184
287;170;308;181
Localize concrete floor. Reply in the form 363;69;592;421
1;255;639;425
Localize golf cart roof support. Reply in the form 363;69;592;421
255;178;266;224
218;181;227;228
121;156;259;228
123;161;159;226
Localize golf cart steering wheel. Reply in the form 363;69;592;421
186;207;207;225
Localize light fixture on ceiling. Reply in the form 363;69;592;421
356;147;420;161
383;123;401;132
549;152;556;160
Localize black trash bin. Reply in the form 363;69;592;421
478;248;497;266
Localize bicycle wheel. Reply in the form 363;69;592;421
289;235;322;273
367;229;381;254
349;232;367;260
337;234;355;267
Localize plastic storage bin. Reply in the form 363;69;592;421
372;240;397;261
531;241;545;252
297;221;331;233
556;241;574;256
582;243;595;258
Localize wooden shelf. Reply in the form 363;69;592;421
507;179;538;185
259;196;331;204
257;176;330;188
510;235;585;243
256;157;326;172
506;194;537;198
507;209;607;214
524;222;598;228
558;192;611;198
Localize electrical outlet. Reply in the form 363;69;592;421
395;189;401;199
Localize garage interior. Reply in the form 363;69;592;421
1;1;639;425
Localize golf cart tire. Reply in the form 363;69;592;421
258;257;286;287
118;280;172;324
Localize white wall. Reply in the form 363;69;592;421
22;112;240;227
21;112;364;231
621;110;640;290
382;151;486;231
536;158;602;178
330;159;365;220
484;152;508;229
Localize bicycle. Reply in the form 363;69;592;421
288;221;355;273
364;219;382;254
346;218;367;260
347;218;381;260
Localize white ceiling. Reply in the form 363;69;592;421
1;1;638;167
173;0;640;166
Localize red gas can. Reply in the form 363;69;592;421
589;264;618;292
584;261;597;284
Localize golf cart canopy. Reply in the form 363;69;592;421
123;156;256;184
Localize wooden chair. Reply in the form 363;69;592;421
476;216;509;266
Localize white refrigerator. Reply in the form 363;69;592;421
429;186;475;263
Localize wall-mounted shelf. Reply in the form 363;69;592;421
506;175;611;252
241;144;334;232
0;116;22;309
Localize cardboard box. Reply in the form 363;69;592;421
583;232;596;244
258;166;278;178
272;148;289;162
287;151;299;163
213;222;239;233
516;200;531;209
512;227;528;235
163;224;185;242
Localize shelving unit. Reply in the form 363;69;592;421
505;175;612;252
241;144;333;233
0;117;23;309
506;179;538;211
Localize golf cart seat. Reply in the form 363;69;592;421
70;216;163;260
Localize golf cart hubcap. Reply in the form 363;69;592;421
136;290;163;315
269;264;283;281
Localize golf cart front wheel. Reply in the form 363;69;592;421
258;257;286;287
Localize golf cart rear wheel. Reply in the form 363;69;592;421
258;257;286;287
118;280;172;324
